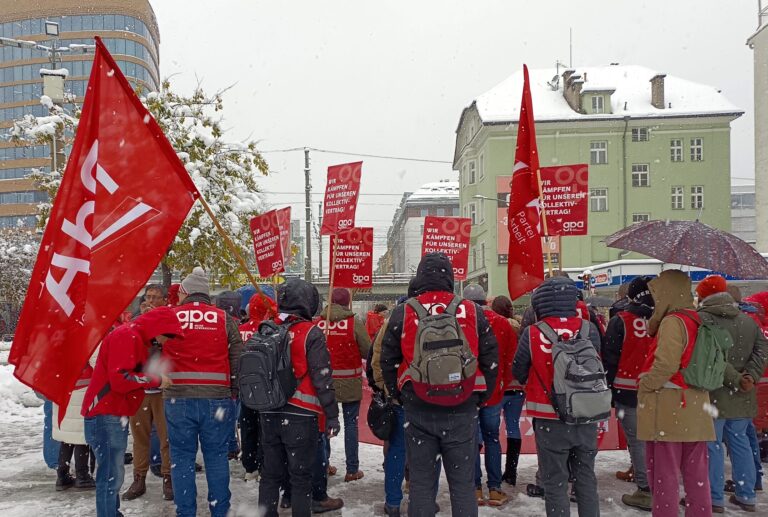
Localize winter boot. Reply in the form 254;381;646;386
616;466;635;482
162;475;174;501
149;464;162;478
526;484;545;498
487;488;510;507
312;496;344;513
344;470;364;482
384;504;401;516
621;488;652;511
55;469;75;491
476;487;486;506
74;471;96;490
121;474;146;501
728;495;756;513
502;438;521;486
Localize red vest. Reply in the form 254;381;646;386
164;302;231;387
74;363;94;390
483;307;518;406
396;292;487;404
317;316;362;380
238;319;259;343
525;316;584;420
640;310;699;390
613;312;654;391
285;321;325;428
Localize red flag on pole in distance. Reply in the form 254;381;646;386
250;210;286;277
507;64;544;300
331;227;374;289
320;161;362;235
9;37;199;413
421;216;472;280
275;206;292;262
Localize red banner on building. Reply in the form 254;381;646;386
321;161;362;235
9;38;199;412
331;227;374;289
275;206;292;262
250;210;285;277
421;216;472;280
540;164;589;236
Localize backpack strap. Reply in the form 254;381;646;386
406;297;429;320
444;296;462;316
536;322;561;345
577;320;592;340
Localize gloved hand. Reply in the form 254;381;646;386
326;417;340;438
159;375;173;390
739;373;755;393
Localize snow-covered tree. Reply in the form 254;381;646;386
10;79;268;288
0;228;39;330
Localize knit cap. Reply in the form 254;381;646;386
181;266;209;296
695;275;727;301
331;288;351;307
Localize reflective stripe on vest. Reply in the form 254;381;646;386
612;377;638;390
168;371;229;382
506;379;523;389
332;367;363;379
663;381;683;390
75;378;90;388
290;390;321;407
474;374;487;391
526;400;557;418
759;376;768;386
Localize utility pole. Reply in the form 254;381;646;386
317;203;323;277
304;147;313;281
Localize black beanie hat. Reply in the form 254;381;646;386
628;276;654;307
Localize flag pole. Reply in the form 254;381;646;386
536;168;554;277
325;234;339;336
197;195;266;297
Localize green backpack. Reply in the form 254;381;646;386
677;311;733;391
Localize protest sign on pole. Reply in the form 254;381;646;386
320;161;362;235
331;227;374;289
421;216;472;280
539;164;589;236
249;210;285;277
275;206;292;262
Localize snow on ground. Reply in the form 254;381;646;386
0;356;766;516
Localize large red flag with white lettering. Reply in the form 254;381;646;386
9;38;199;411
507;65;544;300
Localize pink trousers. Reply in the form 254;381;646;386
646;441;712;517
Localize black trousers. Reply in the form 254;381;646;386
258;412;319;517
239;404;263;473
58;442;90;476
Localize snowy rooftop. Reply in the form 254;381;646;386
474;64;742;123
407;181;459;202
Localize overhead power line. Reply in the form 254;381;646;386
260;146;452;164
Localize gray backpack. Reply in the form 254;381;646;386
536;321;611;424
403;296;478;406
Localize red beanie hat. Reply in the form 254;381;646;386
695;275;727;300
331;288;351;307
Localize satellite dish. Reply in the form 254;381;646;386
547;74;560;91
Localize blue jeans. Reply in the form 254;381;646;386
746;421;764;485
149;424;160;468
709;418;756;506
165;398;234;517
341;401;361;473
312;433;329;501
227;400;241;454
43;398;60;469
501;392;525;439
385;405;406;507
84;415;129;517
474;403;503;490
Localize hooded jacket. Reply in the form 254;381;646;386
272;278;338;422
698;291;768;419
637;270;715;442
82;307;183;417
318;303;371;402
380;253;498;414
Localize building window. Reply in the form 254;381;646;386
591;96;604;114
632;213;650;223
731;192;756;210
671;186;684;210
419;208;429;217
590;188;608;212
436;207;446;216
690;138;703;161
670;139;683;162
478;154;485;180
468;160;477;184
691;185;704;209
590;141;608;165
468;202;478;225
631;128;649;142
631;164;650;187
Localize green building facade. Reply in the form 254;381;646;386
453;65;742;297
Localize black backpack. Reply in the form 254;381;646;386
238;320;299;411
366;390;396;440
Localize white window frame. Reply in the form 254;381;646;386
670;139;683;162
468;160;477;184
590;188;608;212
671;186;684;210
631;128;649;142
631;164;650;187
478;153;485;180
632;213;650;223
590;141;608;165
691;185;704;210
468;202;478;225
690;137;703;162
591;95;604;114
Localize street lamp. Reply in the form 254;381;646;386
472;194;496;202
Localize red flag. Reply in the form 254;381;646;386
250;210;285;277
9;38;199;412
275;207;292;262
507;64;544;299
321;161;362;235
421;216;472;280
331;227;374;289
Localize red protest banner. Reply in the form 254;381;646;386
249;210;285;277
331;227;374;289
275;206;292;262
9;38;199;411
540;164;589;236
321;161;362;235
421;216;472;280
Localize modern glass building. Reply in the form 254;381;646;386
0;0;160;228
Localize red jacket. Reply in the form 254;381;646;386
366;311;386;341
82;307;182;417
483;307;518;406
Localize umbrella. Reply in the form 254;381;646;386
604;220;768;280
586;296;613;307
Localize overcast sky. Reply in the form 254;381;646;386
152;0;759;265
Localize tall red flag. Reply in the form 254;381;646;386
507;65;544;300
9;38;199;411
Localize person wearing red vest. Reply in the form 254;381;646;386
161;267;244;517
381;253;498;517
317;288;371;483
636;270;715;517
744;292;768;462
603;276;655;511
512;276;602;517
464;285;514;507
82;306;181;517
366;303;389;340
258;278;342;517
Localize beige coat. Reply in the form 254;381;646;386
637;270;716;443
52;386;87;445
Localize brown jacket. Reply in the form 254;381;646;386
637;270;716;442
320;304;371;403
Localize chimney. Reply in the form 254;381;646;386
563;73;583;113
650;73;666;109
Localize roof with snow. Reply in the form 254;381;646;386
473;65;742;124
407;181;459;203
